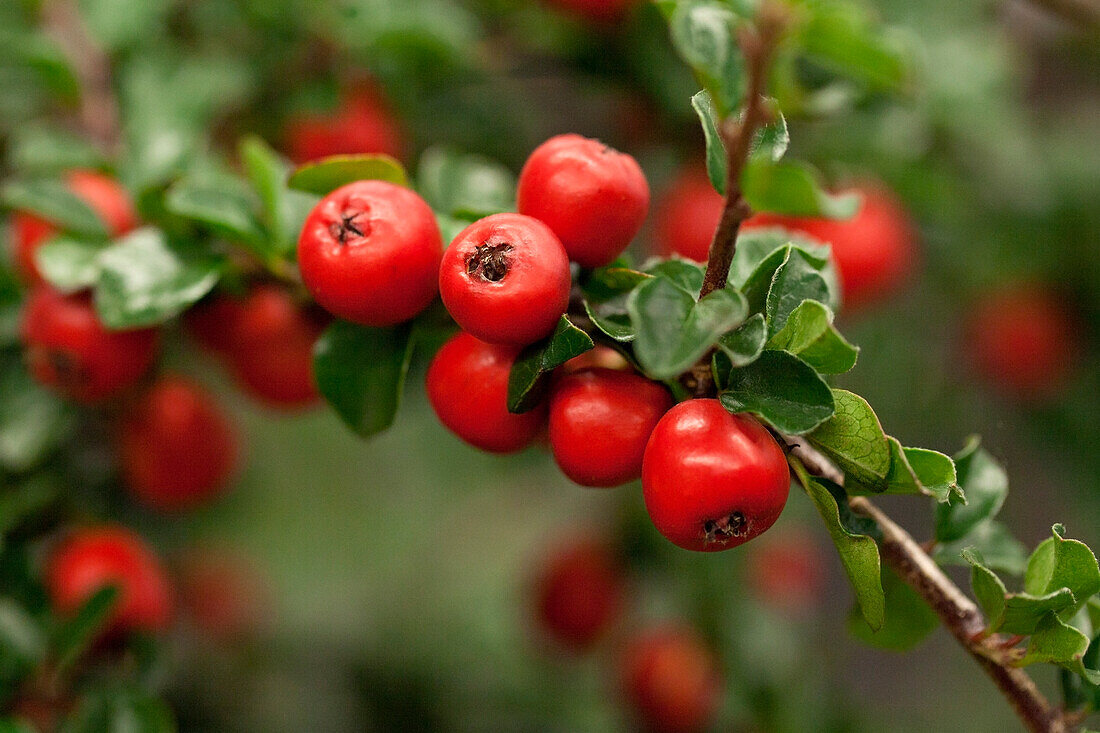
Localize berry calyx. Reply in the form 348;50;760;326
655;165;723;263
298;180;443;327
426;332;546;453
534;538;625;650
965;285;1076;400
549;368;672;487
11;170;137;285
641;399;790;552
517;134;649;268
619;626;722;733
117;375;238;512
46;526;173;636
439;213;571;345
743;185;916;310
20;286;159;403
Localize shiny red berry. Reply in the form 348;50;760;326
560;344;631;375
534;538;625;650
550;368;672;487
298;180;443;326
966;285;1076;400
619;626;722;733
642;399;789;552
46;526;172;636
285;87;404;164
517;134;649;268
11;170;137;285
426;332;545;453
20;287;159;403
655;166;723;263
439;213;571;345
744;185;916;309
118;375;238;512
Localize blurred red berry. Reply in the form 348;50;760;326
180;548;268;641
620;626;722;733
655;166;724;263
745;528;825;616
285;88;404;164
534;538;625;650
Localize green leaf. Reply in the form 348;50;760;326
0;178;109;239
164;174;267;246
94;229;222;328
507;316;594;414
716;313;766;367
766;299;857;373
1000;590;1076;635
668;1;745;115
77;0;170;51
1024;526;1100;621
643;258;706;294
34;237;104;293
791;464;884;631
288;154;409;196
796;4;910;93
416;146;516;220
60;686;175;733
935;438;1008;543
720;350;834;434
935;521;1028;576
312;321;415;438
5;125;106;173
240;135;315;255
892;445;959;503
729;230;840;309
0;598;45;687
691;89;727;195
764;253;831;338
0;475;59;538
807;389;890;490
629;277;747;380
0;365;73;473
53;586;118;672
750;106;790;162
1019;614;1100;685
581;266;651;343
964;549;1008;625
848;566;937;651
742;157;860;219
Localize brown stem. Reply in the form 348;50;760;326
1025;0;1100;30
697;3;786;300
785;439;1077;733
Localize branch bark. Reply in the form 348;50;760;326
785;438;1078;733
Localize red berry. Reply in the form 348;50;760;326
517;134;649;268
560;344;631;374
117;375;238;512
619;626;722;733
743;185;916;309
20;287;159;403
550;368;672;487
285;87;404;164
439;213;571;345
642;400;789;552
179;547;267;641
426;332;545;453
11;170;137;285
183;294;246;355
966;286;1075;400
745;528;825;616
228;286;326;409
298;180;443;326
46;526;172;636
544;0;640;24
655;166;723;263
534;538;625;650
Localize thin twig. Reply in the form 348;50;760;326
784;438;1076;733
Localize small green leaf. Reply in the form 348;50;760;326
6;125;106;173
893;445;959;503
935;521;1028;576
848;566;937;651
750;106;790;162
669;1;745;115
33;237;103;293
582;266;651;343
94;229;222;328
1000;590;1076;635
720;350;834;434
717;313;766;367
1024;526;1100;621
742;157;860;219
1019;614;1100;685
60;686;175;733
935;438;1008;543
507;316;594;414
164;174;267;246
796;4;910;93
416;146;515;220
0;598;46;685
766;299;858;373
691;89;727;195
765;253;831;337
288;154;409;195
312;321;414;438
964;548;1008;626
643;258;706;294
629;277;747;380
791;463;884;631
0;178;109;239
807;389;890;490
53;586;119;672
240;135;315;255
0;364;73;473
729;229;836;295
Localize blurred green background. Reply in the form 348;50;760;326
2;0;1099;730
